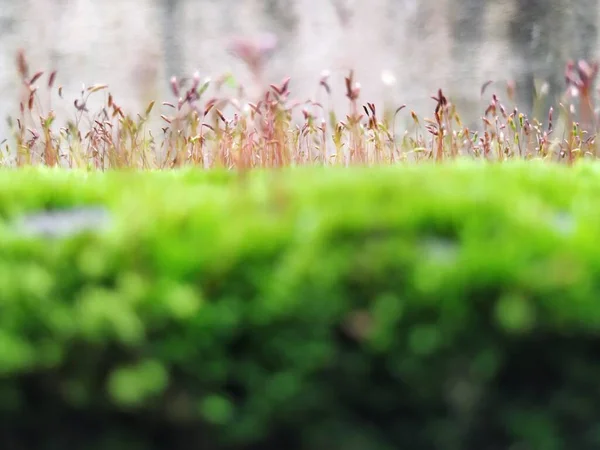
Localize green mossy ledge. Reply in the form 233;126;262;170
2;162;600;449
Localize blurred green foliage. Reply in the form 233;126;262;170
1;162;600;449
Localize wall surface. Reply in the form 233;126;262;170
0;0;598;140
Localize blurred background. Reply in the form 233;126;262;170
1;0;598;139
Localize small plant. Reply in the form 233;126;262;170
3;48;599;170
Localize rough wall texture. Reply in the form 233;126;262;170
0;0;598;140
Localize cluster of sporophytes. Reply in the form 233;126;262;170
4;47;600;170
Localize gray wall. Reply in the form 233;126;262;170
1;0;598;141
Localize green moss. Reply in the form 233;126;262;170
1;162;600;449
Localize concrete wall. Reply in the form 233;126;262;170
0;0;598;140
